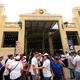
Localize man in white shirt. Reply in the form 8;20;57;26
73;51;80;80
30;52;39;80
8;55;23;80
36;53;52;80
42;53;52;80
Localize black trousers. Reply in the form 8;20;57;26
0;66;5;80
44;77;51;80
15;76;21;80
0;75;3;80
4;75;10;80
10;76;21;80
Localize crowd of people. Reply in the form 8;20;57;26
0;50;80;80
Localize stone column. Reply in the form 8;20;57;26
48;32;54;54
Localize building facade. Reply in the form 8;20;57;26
0;4;80;57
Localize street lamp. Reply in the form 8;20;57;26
18;21;22;29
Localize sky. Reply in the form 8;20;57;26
0;0;80;22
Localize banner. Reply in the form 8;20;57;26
68;39;74;51
15;41;22;54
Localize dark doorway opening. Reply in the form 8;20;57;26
26;30;49;53
25;21;62;54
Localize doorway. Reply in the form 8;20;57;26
25;20;62;54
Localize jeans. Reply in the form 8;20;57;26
32;75;39;80
60;76;64;80
53;76;64;80
75;71;80;80
40;77;44;80
69;68;75;79
32;75;36;80
44;77;51;80
4;75;10;80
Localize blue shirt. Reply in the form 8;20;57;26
50;60;63;77
0;62;2;68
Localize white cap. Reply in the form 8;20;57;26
39;53;41;55
44;53;49;56
24;56;26;59
14;55;20;60
61;55;65;58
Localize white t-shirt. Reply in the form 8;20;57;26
73;55;80;72
30;57;38;75
42;59;52;77
3;59;14;76
8;61;23;79
67;55;74;69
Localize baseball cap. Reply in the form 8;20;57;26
53;56;60;59
61;55;65;58
44;53;49;56
14;55;20;60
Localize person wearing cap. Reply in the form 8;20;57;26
50;56;66;80
36;53;52;80
8;55;23;80
42;53;52;80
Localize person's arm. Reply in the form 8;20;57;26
32;65;37;70
36;66;45;70
32;65;40;79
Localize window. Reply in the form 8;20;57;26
66;31;80;45
3;32;18;47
